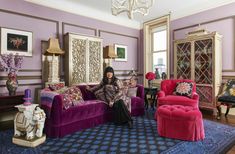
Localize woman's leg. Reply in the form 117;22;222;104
113;99;132;128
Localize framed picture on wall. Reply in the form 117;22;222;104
0;27;33;56
114;44;127;61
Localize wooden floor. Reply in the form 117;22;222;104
201;109;235;154
1;110;235;153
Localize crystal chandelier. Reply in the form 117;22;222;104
111;0;154;19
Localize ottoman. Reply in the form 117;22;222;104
156;105;205;141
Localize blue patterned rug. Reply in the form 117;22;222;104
1;110;235;154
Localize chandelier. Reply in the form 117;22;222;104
111;0;154;19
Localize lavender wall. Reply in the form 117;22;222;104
171;2;235;77
0;0;141;102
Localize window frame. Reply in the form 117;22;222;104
143;15;170;87
151;29;167;76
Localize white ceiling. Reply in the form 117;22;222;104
25;0;235;29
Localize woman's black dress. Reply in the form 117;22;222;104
113;99;132;125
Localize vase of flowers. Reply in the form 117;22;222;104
6;72;18;95
145;72;156;88
0;53;23;96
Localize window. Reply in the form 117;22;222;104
152;27;167;78
143;14;170;87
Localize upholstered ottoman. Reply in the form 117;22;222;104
156;105;205;141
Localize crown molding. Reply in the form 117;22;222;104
25;0;141;29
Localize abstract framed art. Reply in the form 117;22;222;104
1;28;33;56
114;44;127;61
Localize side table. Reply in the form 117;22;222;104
13;104;46;147
144;87;158;109
0;93;24;112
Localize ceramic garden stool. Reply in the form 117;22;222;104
156;105;205;141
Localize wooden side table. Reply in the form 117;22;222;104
144;87;158;109
0;93;24;112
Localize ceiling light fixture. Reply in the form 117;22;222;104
111;0;154;19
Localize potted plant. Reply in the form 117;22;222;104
145;72;156;88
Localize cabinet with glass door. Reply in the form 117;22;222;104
174;30;222;114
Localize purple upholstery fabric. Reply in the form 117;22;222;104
41;84;145;138
78;85;96;100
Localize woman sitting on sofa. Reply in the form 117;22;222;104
86;66;133;128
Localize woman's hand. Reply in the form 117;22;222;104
109;101;114;107
86;85;91;91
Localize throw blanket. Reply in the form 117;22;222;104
40;89;59;116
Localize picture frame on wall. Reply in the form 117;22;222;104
114;44;127;61
0;27;33;56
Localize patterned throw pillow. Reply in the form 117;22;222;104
60;86;84;110
127;87;138;97
121;79;137;95
174;82;193;97
48;82;65;91
217;80;235;103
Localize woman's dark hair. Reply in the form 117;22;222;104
102;66;117;85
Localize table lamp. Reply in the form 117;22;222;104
103;45;117;67
44;38;64;83
128;68;137;87
128;68;137;79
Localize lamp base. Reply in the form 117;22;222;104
103;59;112;68
48;78;60;83
47;55;60;83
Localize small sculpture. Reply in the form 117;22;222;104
161;72;167;80
14;105;46;140
155;68;160;79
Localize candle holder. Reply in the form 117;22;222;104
23;89;32;106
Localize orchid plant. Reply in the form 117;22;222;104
0;53;24;74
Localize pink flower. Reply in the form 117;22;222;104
145;72;156;80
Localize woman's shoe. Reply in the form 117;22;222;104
128;121;133;129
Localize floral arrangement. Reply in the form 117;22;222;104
145;72;156;80
0;53;24;74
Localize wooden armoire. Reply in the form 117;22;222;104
174;29;222;114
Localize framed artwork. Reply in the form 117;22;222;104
1;28;33;56
114;44;127;61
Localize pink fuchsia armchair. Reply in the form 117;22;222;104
157;79;199;108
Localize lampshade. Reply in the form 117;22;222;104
45;38;64;55
103;45;117;59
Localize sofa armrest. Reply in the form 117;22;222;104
158;90;166;98
50;95;63;125
192;92;199;100
136;84;144;100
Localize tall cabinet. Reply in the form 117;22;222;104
64;33;103;86
174;30;222;114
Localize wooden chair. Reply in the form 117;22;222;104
216;80;235;119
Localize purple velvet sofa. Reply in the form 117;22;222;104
41;84;144;138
